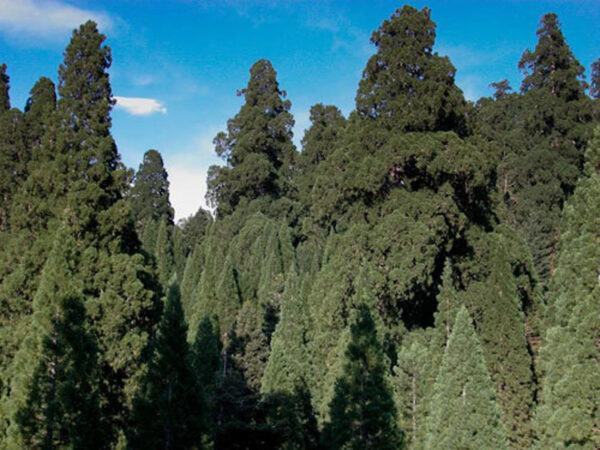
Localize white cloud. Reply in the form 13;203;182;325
167;166;210;222
114;96;167;116
0;0;112;37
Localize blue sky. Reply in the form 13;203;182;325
1;0;598;220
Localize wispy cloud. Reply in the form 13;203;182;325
0;0;113;38
114;96;167;116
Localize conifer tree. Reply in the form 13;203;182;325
321;304;403;450
131;283;204;449
534;128;600;448
426;307;507;450
261;266;309;394
393;330;436;450
4;226;101;449
155;217;175;288
0;63;9;112
591;57;600;99
355;5;466;134
129;149;174;229
510;13;592;281
207;59;296;216
24;77;57;150
0;107;26;229
180;243;204;321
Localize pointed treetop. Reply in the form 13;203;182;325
518;13;586;99
58;20;113;135
0;63;9;112
490;80;513;100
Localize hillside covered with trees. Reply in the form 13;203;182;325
0;5;599;449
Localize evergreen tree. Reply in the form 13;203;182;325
131;283;204;449
155;217;174;288
4;226;102;449
591;57;600;99
261;266;309;394
426;306;507;450
321;304;403;450
355;5;466;134
180;243;204;321
511;13;592;281
24;77;57;150
534;128;600;448
207;59;296;216
392;330;436;450
0;107;26;229
129;149;174;229
0;63;9;112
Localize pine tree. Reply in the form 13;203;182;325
321;304;403;450
207;59;296;216
426;306;507;449
180;243;204;321
131;283;205;449
591;57;600;99
24;77;57;151
4;226;102;449
129;149;174;229
0;107;26;229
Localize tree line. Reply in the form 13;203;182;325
0;5;599;449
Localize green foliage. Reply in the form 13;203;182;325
0;63;9;112
4;227;102;449
261;266;309;394
155;217;174;288
534;128;600;448
130;283;205;449
356;5;466;134
426;307;507;449
207;59;296;216
130;149;174;228
322;304;403;450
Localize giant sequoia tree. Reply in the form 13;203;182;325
207;59;296;217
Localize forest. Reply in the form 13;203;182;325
0;4;599;449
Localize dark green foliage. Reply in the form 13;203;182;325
356;6;466;134
322;304;403;450
0;63;9;112
591;58;600;99
0;108;27;229
535;128;600;448
427;307;507;449
207;59;296;216
24;77;57;150
130;149;174;228
131;283;204;449
155;217;175;287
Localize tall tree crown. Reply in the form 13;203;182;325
518;13;586;99
355;5;466;133
0;63;10;112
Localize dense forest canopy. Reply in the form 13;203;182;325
0;5;599;449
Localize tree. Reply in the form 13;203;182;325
4;226;102;449
261;266;309;394
355;5;466;134
24;77;57;151
426;306;507;450
129;149;174;229
154;217;174;288
0;63;9;112
131;283;205;449
589;57;600;99
510;13;592;281
321;304;403;450
207;59;296;216
534;128;600;448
